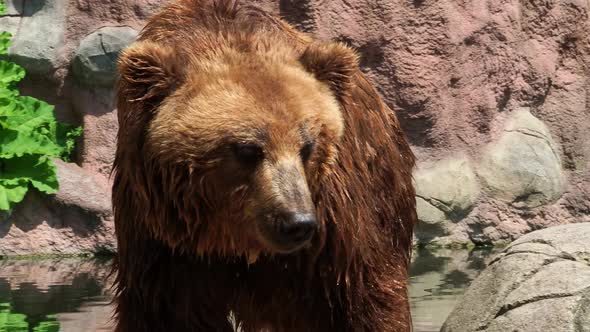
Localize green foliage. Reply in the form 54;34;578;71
0;303;27;331
32;317;60;332
0;32;11;56
0;1;82;211
0;303;60;332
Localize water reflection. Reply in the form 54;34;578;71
409;248;496;332
0;258;113;331
0;250;495;331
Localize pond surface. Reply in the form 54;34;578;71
0;249;496;331
409;248;496;332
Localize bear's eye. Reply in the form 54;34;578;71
232;143;264;164
300;142;315;162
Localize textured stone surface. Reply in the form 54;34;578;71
72;88;119;178
413;154;480;243
6;0;67;74
415;197;446;225
487;296;581;332
0;160;115;255
415;154;479;218
478;108;566;208
442;223;590;332
73;26;138;87
0;15;20;36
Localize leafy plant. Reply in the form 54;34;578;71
0;303;27;331
0;2;82;211
0;303;60;332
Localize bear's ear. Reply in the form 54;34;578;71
299;42;359;100
117;41;179;107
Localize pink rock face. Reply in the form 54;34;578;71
2;0;589;253
277;0;589;244
0;160;115;255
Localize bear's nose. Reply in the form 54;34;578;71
278;213;317;245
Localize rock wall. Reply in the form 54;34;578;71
1;0;589;253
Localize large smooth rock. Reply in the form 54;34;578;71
414;154;480;242
0;17;20;35
7;0;67;74
415;197;446;225
0;0;22;35
442;223;590;332
73;26;138;87
0;160;115;255
414;154;480;219
478;108;566;208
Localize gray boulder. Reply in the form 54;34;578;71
442;223;590;332
73;26;138;87
414;154;480;242
7;0;67;74
414;154;480;218
478;108;566;208
0;0;23;35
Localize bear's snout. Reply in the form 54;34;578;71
276;212;317;247
256;209;318;254
251;155;319;253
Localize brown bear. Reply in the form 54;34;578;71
112;0;417;331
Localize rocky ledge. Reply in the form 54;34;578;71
442;222;590;332
0;160;115;256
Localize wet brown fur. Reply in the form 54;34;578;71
112;1;417;331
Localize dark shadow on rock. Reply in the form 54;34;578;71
395;99;436;147
5;189;102;236
22;0;45;17
278;0;315;33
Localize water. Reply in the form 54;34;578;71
409;248;496;332
0;249;495;332
0;258;113;331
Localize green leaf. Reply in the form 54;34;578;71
0;155;58;194
0;10;82;212
0;97;79;159
0;303;61;332
0;181;27;211
0;60;25;86
57;124;82;160
0;32;11;55
0;2;6;16
32;316;60;332
0;302;29;330
0;154;61;210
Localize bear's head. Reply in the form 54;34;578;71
116;37;358;258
